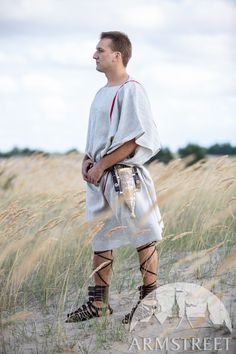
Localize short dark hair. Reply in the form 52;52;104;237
100;31;132;67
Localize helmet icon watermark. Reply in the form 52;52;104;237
129;282;232;333
128;282;232;352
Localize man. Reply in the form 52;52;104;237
66;31;164;324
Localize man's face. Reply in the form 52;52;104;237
93;38;118;72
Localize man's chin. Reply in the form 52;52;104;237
96;66;104;73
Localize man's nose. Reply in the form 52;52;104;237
93;51;98;59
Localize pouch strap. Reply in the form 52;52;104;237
132;166;141;191
110;166;122;192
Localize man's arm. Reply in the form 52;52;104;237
98;139;137;171
87;139;138;186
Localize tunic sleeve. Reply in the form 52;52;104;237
105;82;162;165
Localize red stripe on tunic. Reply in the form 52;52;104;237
109;80;141;121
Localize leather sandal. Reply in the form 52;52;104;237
66;285;113;322
66;249;114;323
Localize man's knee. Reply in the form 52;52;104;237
137;241;157;252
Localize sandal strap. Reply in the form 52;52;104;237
137;241;156;252
138;241;157;278
122;242;158;325
87;285;110;303
88;286;95;301
122;283;158;325
138;283;157;300
66;300;113;322
122;300;141;324
94;284;110;303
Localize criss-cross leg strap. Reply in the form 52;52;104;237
66;250;114;324
122;241;158;325
93;249;113;286
137;241;157;288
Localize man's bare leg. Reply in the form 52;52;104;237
92;250;113;307
137;242;159;287
122;241;159;324
66;250;113;322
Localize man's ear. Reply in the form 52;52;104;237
112;52;121;63
116;52;121;59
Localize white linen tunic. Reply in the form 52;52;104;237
85;76;164;251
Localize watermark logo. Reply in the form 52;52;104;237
128;282;232;352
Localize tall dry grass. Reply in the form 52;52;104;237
0;153;235;353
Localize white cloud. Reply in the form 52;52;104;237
0;0;235;153
28;39;96;67
0;0;55;21
0;75;19;93
1;0;235;34
0;51;28;65
0;0;124;34
21;73;63;93
123;0;236;34
148;62;235;97
39;95;67;122
122;5;165;29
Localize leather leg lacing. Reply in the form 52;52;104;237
65;250;113;323
122;241;158;325
93;249;114;287
138;241;157;297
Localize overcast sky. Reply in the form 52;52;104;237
0;0;235;154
